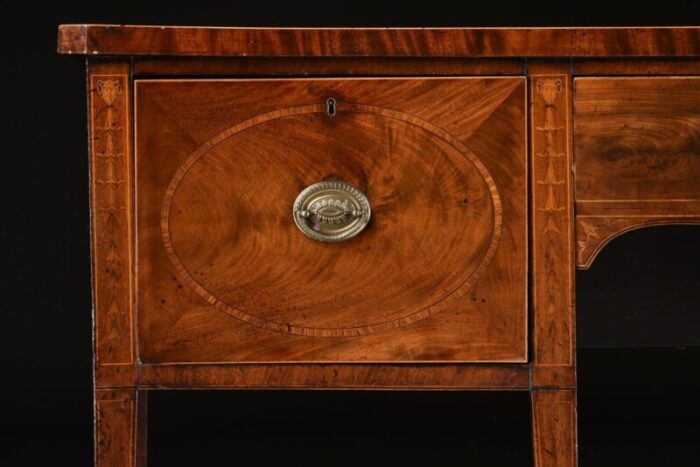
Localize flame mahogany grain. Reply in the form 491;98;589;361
59;25;700;57
135;77;528;363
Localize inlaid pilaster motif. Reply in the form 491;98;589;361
90;68;133;367
535;79;566;234
530;69;576;389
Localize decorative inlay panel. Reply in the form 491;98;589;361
535;79;566;234
90;72;133;365
530;67;576;388
576;215;700;268
577;217;627;267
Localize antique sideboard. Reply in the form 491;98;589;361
58;25;700;466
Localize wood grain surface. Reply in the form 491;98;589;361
89;61;145;467
88;61;138;389
58;25;700;57
95;389;148;467
574;77;700;268
529;63;577;389
138;363;529;390
573;58;700;75
134;56;525;76
531;389;578;467
136;77;527;363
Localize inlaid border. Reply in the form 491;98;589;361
160;101;503;337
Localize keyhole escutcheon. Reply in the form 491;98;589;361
326;97;337;116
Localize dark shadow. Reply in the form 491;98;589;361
147;390;532;467
577;225;700;466
577;225;700;349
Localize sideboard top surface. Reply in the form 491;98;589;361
58;25;700;57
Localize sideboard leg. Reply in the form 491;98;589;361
95;389;148;467
531;389;578;467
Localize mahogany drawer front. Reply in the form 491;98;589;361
575;77;700;201
135;77;527;364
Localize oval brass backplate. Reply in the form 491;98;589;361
293;180;371;242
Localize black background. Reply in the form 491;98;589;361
2;1;700;465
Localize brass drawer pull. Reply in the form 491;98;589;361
293;180;371;242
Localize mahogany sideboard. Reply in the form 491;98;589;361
58;25;700;467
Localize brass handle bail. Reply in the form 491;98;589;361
293;180;371;242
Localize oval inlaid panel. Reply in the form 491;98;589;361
162;103;501;337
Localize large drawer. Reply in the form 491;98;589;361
135;77;527;363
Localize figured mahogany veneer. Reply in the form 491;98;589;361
58;25;700;57
136;77;527;363
59;25;700;467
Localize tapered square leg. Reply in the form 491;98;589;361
95;389;148;467
531;389;578;467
